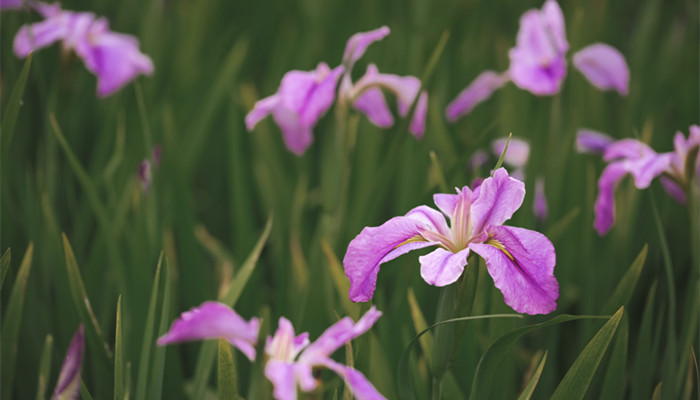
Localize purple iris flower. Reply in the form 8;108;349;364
662;125;700;204
343;168;559;315
52;325;84;400
12;2;154;97
575;129;615;154
446;0;629;121
264;306;385;400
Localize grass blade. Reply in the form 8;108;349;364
550;307;624;400
600;314;629;400
517;350;547;400
148;255;171;400
0;248;11;290
217;339;238;400
135;253;164;400
492;133;512;175
80;379;95;400
114;295;125;400
0;243;33;400
1;53;32;153
602;245;648;314
36;334;54;400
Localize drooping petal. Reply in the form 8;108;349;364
469;225;558;315
351;64;421;118
300;306;381;361
157;302;260;360
245;94;281;131
272;105;314;156
52;325;84;400
353;87;394;128
405;205;451;238
264;360;298;400
573;43;629;96
279;63;344;127
575;129;614;154
470;168;526;235
419;247;470;287
445;71;509;121
342;26;391;68
409;91;428;139
603;138;650;160
533;177;548;222
593;161;628;235
626;153;673;189
343;216;430;302
541;0;567;52
660;176;686;204
14;15;68;57
491;137;530;168
321;358;387;400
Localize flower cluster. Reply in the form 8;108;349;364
246;26;428;155
446;0;630;121
158;302;385;400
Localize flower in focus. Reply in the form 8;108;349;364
446;0;629;121
264;306;385;400
533;177;548;222
52;325;84;400
343;168;559;315
13;2;154;97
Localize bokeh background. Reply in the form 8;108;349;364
1;0;698;398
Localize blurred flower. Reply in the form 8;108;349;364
343;168;559;315
446;0;629;121
13;2;154;97
157;301;260;360
533;177;548;222
151;144;162;167
265;307;385;400
137;160;152;191
52;325;84;400
491;136;530;180
662;125;700;204
467;149;490;172
0;0;23;10
575;129;614;154
245;63;344;155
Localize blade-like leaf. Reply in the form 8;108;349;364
602;245;647;314
550;307;624;400
492;133;512;175
321;239;358;317
600;314;629;400
1;53;32;153
114;296;125;400
135;253;164;400
218;339;238;400
1;243;34;400
81;379;95;400
517;350;547;400
468;314;608;400
0;248;11;289
148;255;171;400
36;334;54;400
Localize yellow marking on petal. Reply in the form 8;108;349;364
395;235;426;249
486;239;515;261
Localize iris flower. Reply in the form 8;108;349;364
158;302;385;400
446;0;629;121
246;26;428;155
12;2;154;97
52;325;84;400
343;168;559;315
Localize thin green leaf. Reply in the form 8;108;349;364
191;216;272;399
62;234;113;362
468;314;608;400
36;334;54;400
602;245;648;314
218;339;238;400
0;248;11;290
651;382;663;400
1;243;33;400
114;296;125;400
1;53;32;153
321;239;358;317
545;207;580;242
247;306;272;400
492;133;512;175
148;255;171;400
517;350;547;400
429;151;450;193
399;314;524;400
81;379;95;400
407;288;434;366
600;314;629;400
135;253;164;400
550;307;624;400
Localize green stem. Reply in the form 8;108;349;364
431;377;444;400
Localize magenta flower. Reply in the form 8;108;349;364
343;168;559;315
157;301;260;360
576;129;615;154
264;307;385;400
446;0;629;121
12;3;154;97
52;325;84;400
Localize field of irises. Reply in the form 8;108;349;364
1;0;699;399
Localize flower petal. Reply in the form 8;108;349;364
52;325;84;400
266;317;309;362
245;94;281;131
445;71;509;121
433;193;458;217
409;91;428;139
351;64;421;117
575;129;614;154
469;225;558;314
264;360;298;400
342;26;390;68
660;176;686;204
279;63;343;127
491;137;530;168
321;359;387;400
593;161;628;235
272;105;314;156
0;0;23;10
353;87;394;128
470;168;525;234
419;247;470;287
343;216;430;302
14;16;68;57
573;43;629;96
405;205;450;238
300;306;381;361
533;177;548;222
157;301;260;361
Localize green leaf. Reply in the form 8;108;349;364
114;296;125;400
135;253;164;400
321;239;358;317
0;248;11;289
148;255;171;400
492;133;512;175
1;53;32;153
62;234;113;362
217;339;238;400
429;151;449;193
602;245;647;314
550;307;624;400
600;314;629;400
81;379;95;400
191;216;272;399
247;306;272;400
398;314;524;400
545;207;580;242
468;314;608;400
35;334;54;400
1;243;34;400
517;350;547;400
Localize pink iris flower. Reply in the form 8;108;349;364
12;2;154;97
52;325;84;400
446;0;629;121
158;302;385;400
343;168;559;315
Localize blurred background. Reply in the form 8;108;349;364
1;0;698;398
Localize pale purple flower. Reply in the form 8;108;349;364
342;26;390;70
13;3;154;97
491;137;530;181
662;125;700;204
573;43;629;96
467;149;490;172
52;325;84;400
446;71;508;122
533;177;548;222
343;168;559;315
245;63;344;155
264;307;385;400
157;301;260;361
576;129;615;154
